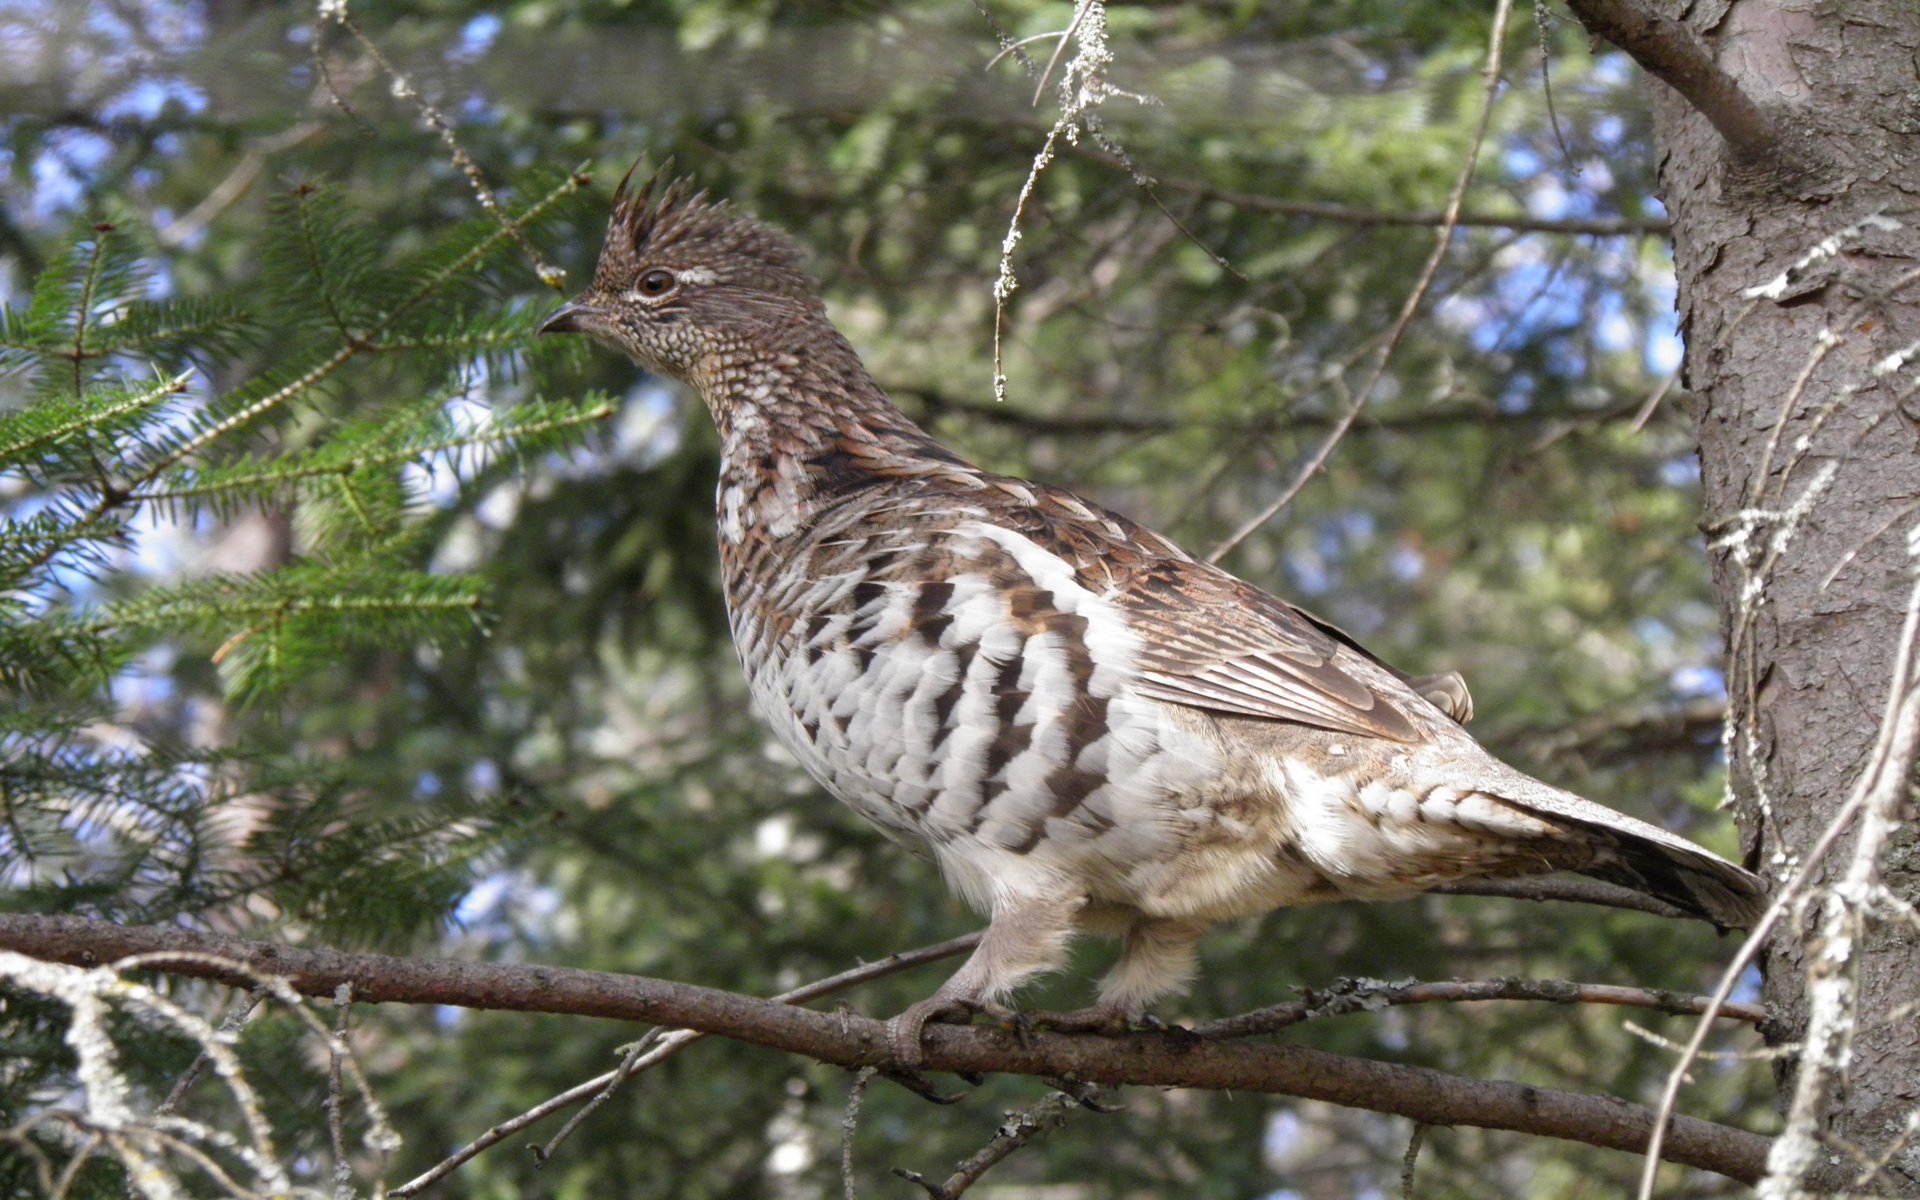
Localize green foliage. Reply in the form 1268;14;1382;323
0;168;613;1193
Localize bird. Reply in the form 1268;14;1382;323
539;167;1767;1063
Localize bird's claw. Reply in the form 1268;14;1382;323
888;995;980;1067
880;1067;969;1105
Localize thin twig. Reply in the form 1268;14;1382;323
1128;166;1670;237
1622;1020;1798;1062
1030;0;1097;106
1640;235;1920;1195
1533;2;1579;176
532;1032;662;1167
991;0;1140;402
974;0;1241;280
327;984;354;1200
390;932;979;1195
842;1067;877;1200
893;1088;1091;1199
152;993;264;1118
320;4;566;289
1191;976;1764;1040
1206;0;1517;562
157;123;324;248
1757;535;1920;1197
1401;1122;1430;1200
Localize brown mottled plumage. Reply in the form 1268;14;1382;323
540;168;1766;1062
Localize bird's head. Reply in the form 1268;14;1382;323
539;165;830;384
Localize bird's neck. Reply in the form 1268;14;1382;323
692;327;974;543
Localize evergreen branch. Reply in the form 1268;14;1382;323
133;344;358;484
139;173;586;481
375;174;588;339
0;372;190;469
329;472;383;538
362;328;537;354
65;231;112;403
291;184;360;341
92;300;249;359
107;587;482;633
128;401;614;504
0;915;1775;1186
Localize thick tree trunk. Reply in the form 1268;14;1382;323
1610;0;1920;1190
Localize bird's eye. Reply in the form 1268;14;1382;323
637;269;677;298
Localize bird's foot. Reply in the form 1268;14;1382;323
890;994;1015;1066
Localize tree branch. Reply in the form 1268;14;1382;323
1559;0;1780;162
1142;175;1673;237
390;931;981;1196
1072;146;1671;236
1191;975;1766;1040
893;1088;1090;1199
1515;699;1726;767
892;386;1655;440
0;914;1770;1183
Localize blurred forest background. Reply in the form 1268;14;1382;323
0;0;1773;1196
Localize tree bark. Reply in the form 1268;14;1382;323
1582;0;1920;1191
0;913;1775;1184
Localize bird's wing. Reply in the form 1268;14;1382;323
1117;561;1429;742
999;481;1437;744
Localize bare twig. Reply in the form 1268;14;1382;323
1191;975;1764;1040
1636;228;1920;1196
152;993;264;1118
893;1088;1090;1199
327;984;354;1200
0;913;1771;1183
1125;166;1671;237
1560;0;1781;162
1206;0;1516;563
1508;699;1726;770
157;123;324;248
318;3;566;288
1622;1020;1798;1062
894;384;1656;440
1401;1122;1430;1200
991;0;1145;402
391;932;979;1195
1030;0;1096;106
842;1066;877;1200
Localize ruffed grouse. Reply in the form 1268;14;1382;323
540;170;1766;1062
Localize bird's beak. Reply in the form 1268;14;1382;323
538;301;604;335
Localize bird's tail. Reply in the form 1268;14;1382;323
1562;812;1767;931
1467;756;1769;930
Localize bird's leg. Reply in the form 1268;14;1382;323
1045;916;1208;1034
889;892;1085;1065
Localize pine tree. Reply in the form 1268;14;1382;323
0;170;612;1196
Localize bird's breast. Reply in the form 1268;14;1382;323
722;511;1231;904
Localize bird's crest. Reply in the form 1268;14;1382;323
602;160;807;280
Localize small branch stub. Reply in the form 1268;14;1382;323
1560;0;1791;169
